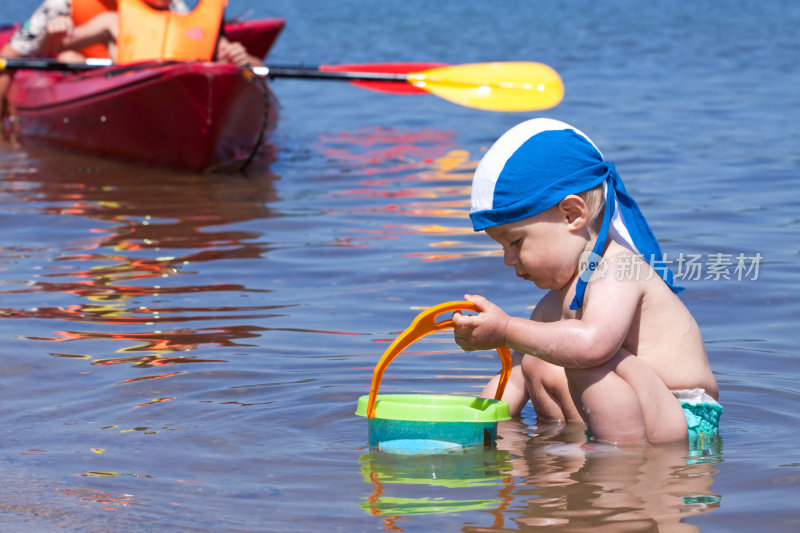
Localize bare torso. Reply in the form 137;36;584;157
537;240;718;401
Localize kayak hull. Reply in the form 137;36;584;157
2;19;284;172
7;62;277;172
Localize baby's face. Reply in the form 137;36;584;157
485;208;586;291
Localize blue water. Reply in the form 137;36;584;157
1;0;799;531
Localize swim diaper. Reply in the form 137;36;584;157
673;388;723;463
673;388;722;437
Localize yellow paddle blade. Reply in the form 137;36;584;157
407;61;564;112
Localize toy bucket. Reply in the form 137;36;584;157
355;301;512;454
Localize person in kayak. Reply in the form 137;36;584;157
52;0;261;67
111;0;262;67
0;1;187;63
451;118;721;446
1;0;260;121
0;0;143;120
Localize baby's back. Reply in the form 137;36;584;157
620;257;718;399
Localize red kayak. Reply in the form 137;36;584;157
1;19;284;172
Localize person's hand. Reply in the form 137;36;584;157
45;16;74;39
216;38;254;68
452;294;511;351
43;16;75;57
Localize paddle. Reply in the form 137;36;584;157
318;62;448;94
0;58;440;94
257;62;564;111
0;58;564;112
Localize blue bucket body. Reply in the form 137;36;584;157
368;418;498;453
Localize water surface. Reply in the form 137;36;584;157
1;0;799;531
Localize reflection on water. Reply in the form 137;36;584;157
0;146;282;371
319;126;459;175
493;421;722;532
358;419;722;532
55;486;143;510
360;447;513;526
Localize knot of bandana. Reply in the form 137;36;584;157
574;160;683;309
469;119;683;310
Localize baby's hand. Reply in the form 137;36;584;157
452;294;510;351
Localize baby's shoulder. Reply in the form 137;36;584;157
601;241;648;272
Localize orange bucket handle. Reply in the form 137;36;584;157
366;301;512;418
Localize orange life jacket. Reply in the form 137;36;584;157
116;0;227;64
71;0;117;58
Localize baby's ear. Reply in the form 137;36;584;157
557;195;590;229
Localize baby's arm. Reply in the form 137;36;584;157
454;273;642;370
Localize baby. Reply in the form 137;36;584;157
452;118;721;446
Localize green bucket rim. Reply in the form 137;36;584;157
355;394;510;423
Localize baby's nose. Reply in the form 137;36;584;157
503;250;517;266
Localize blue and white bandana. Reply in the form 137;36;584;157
470;118;682;310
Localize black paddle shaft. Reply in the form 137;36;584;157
1;58;411;82
261;65;409;82
0;57;101;72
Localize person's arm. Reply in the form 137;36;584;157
58;12;118;56
8;0;72;57
453;257;644;369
